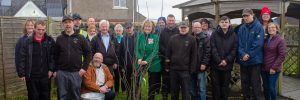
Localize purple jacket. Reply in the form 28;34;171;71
263;34;287;72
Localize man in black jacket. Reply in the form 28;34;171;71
210;16;237;100
159;14;179;100
54;15;91;100
166;21;197;100
19;20;55;100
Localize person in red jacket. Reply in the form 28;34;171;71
262;22;287;100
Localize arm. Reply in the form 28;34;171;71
48;37;56;72
191;38;198;73
15;38;24;77
104;66;114;88
237;28;247;59
82;67;101;92
18;39;28;77
225;33;238;63
271;39;287;71
248;27;264;58
201;35;211;66
82;37;92;71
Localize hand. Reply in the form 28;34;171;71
138;59;142;65
113;64;118;69
221;60;227;66
99;86;108;93
165;69;169;72
200;65;206;71
79;69;86;77
19;77;26;82
48;71;53;78
53;72;57;78
141;61;148;65
270;68;276;74
242;54;250;61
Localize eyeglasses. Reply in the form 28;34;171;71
180;27;188;29
242;15;250;17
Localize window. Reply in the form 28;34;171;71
113;0;127;9
1;0;11;6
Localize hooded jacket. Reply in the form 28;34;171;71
191;31;211;72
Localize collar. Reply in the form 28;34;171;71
34;33;45;43
101;33;110;37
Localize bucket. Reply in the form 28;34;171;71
81;92;105;100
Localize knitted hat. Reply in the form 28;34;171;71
261;6;271;17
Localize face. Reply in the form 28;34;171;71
26;22;34;34
100;22;109;34
167;17;175;28
267;24;278;36
93;53;103;67
35;24;46;37
219;19;230;29
201;22;209;31
262;13;271;22
179;26;189;35
125;27;134;35
88;28;96;36
73;19;81;27
63;20;74;33
115;28;123;36
143;24;153;34
192;22;202;33
87;18;95;26
158;20;166;29
243;14;254;24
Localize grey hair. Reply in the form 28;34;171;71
99;20;110;28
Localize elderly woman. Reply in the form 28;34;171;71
135;19;161;100
262;22;287;100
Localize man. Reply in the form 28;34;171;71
73;13;88;38
166;21;197;100
81;53;115;100
191;22;211;100
84;17;97;31
54;15;91;100
91;20;118;75
237;8;264;100
159;14;179;100
19;20;55;100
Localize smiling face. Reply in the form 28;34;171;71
192;22;202;33
179;26;189;35
167;16;175;28
63;20;74;33
73;19;82;28
262;13;271;22
92;53;103;67
35;24;46;38
100;22;109;34
243;14;254;24
267;23;278;36
25;21;34;35
143;23;153;34
158;19;166;29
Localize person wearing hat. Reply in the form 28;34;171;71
166;21;197;100
237;8;264;100
260;6;273;38
54;14;91;100
155;17;166;34
73;13;88;38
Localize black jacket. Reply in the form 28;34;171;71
210;26;237;71
192;32;211;72
19;33;55;78
91;33;118;66
119;34;137;69
54;30;91;72
159;27;179;59
15;35;29;77
166;34;197;72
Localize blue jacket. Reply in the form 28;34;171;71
237;17;264;66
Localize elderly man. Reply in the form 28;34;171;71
81;53;115;100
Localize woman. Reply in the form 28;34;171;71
135;19;161;100
15;19;35;81
262;22;287;100
260;6;273;38
155;17;166;35
86;25;97;43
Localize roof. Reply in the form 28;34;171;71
14;1;46;17
173;0;211;8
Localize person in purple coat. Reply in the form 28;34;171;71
262;22;287;100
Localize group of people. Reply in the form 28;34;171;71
15;6;287;100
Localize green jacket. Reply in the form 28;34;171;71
135;33;161;72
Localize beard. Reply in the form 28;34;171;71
92;62;101;68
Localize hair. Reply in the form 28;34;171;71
266;22;280;38
220;16;231;23
23;19;35;34
199;18;210;28
87;25;96;33
167;14;175;19
141;19;156;33
114;24;124;31
99;20;110;28
34;20;46;27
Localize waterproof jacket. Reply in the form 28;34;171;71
263;34;287;72
237;17;264;66
135;33;161;72
159;27;179;60
211;26;238;71
191;32;211;72
91;33;118;66
119;34;137;69
54;30;91;72
15;35;30;77
19;33;55;78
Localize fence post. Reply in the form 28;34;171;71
298;19;300;77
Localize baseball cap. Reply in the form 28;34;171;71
242;8;254;16
62;14;73;22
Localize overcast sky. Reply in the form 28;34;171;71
138;0;189;21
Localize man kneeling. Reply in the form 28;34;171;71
81;53;115;100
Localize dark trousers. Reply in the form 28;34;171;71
26;76;51;100
114;68;125;93
148;72;161;100
191;73;199;100
240;64;262;100
161;69;170;97
211;69;231;100
105;90;116;100
261;71;280;100
56;70;82;100
170;70;191;100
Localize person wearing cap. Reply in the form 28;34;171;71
237;8;264;100
155;17;166;34
166;21;197;100
119;21;137;99
135;19;161;100
191;21;211;100
54;14;91;100
210;16;237;100
19;20;55;100
159;14;179;100
73;13;88;38
259;6;273;38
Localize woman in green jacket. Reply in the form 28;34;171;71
135;19;161;100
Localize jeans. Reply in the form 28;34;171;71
198;72;206;100
261;71;280;100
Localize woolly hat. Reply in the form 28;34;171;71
261;6;271;17
157;17;166;24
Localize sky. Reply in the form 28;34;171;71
138;0;189;21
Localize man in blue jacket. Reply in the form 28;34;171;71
237;8;264;100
